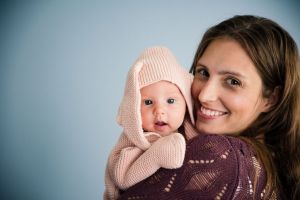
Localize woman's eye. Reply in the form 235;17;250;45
167;98;175;104
195;67;209;78
144;99;153;105
226;78;241;87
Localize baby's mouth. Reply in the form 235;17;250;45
155;121;167;126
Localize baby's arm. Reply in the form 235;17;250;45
114;132;186;190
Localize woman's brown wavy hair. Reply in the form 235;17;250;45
190;15;300;199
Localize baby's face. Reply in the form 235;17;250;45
140;81;186;137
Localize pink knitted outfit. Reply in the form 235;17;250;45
104;47;195;200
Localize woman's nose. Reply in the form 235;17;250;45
197;81;218;102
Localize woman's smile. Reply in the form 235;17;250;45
198;105;227;118
196;105;227;121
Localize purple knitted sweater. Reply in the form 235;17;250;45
118;133;279;199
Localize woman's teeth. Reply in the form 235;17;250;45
200;106;225;116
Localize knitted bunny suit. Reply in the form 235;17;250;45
104;47;195;200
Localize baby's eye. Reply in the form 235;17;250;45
167;98;176;104
226;78;241;87
143;99;153;105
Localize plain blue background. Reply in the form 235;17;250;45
1;1;299;199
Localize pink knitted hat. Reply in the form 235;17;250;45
117;46;194;150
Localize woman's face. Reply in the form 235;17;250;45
191;38;271;135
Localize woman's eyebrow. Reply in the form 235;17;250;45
195;61;207;67
196;62;245;78
194;64;208;70
218;70;245;78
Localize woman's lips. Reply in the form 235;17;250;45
197;106;227;120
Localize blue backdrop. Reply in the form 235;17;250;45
1;1;299;199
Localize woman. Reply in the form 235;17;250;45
118;15;300;200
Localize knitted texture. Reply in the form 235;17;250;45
118;120;279;200
104;47;194;200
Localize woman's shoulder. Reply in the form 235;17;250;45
186;133;264;183
184;133;268;199
186;133;254;160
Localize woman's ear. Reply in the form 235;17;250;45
262;86;280;112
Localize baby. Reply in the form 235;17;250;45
104;46;194;200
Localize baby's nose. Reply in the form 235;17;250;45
154;105;166;116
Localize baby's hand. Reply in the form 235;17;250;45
144;132;162;143
153;133;186;169
146;135;161;143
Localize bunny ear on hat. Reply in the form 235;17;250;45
117;61;151;150
116;61;143;125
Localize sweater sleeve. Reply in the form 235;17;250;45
114;132;186;190
118;132;277;200
104;132;186;200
